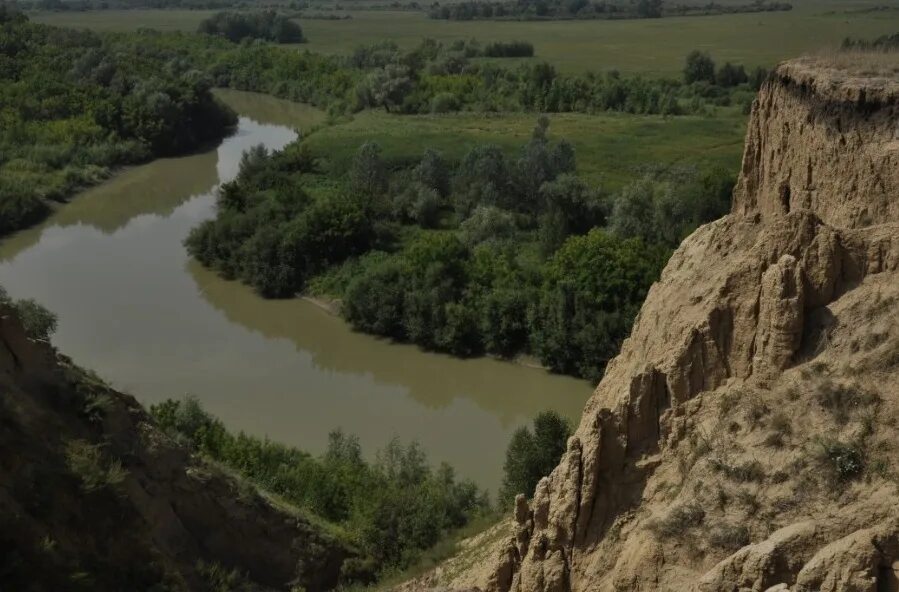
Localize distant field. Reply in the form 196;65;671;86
302;108;748;190
30;0;899;74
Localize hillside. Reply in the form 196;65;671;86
403;53;899;591
0;301;355;590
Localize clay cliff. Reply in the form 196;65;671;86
412;54;899;592
0;301;354;591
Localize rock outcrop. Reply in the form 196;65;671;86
0;302;355;591
422;54;899;592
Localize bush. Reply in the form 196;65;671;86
816;379;879;425
708;523;750;551
430;92;460;113
13;298;58;341
64;440;127;493
650;502;705;538
817;438;864;482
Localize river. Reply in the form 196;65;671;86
0;89;592;492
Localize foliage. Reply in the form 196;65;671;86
609;167;735;246
190;117;730;379
64;439;127;493
150;396;489;574
499;411;571;504
0;17;237;236
429;0;791;21
531;229;669;379
816;438;864;482
0;287;59;342
13;299;59;342
649;502;705;538
198;10;304;43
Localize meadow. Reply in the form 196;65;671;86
302;108;747;190
30;0;899;74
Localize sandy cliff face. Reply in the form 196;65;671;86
432;56;899;592
0;304;354;591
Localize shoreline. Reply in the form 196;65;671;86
300;294;568;377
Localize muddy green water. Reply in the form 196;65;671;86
0;90;592;492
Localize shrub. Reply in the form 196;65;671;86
708;523;750;551
430;92;460;113
650;502;705;538
816;379;879;424
12;298;58;342
64;440;127;493
816;438;864;481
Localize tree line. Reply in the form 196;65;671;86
95;30;760;120
187;118;733;380
197;10;305;44
0;12;237;236
429;0;791;21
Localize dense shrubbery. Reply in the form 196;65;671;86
198;10;305;43
189;118;733;379
500;411;571;504
151;396;488;575
429;0;791;21
0;16;237;236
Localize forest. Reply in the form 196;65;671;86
186;117;733;380
0;11;237;236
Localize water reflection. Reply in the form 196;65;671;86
0;91;591;491
189;260;589;423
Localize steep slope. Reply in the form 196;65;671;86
0;303;354;591
414;54;899;592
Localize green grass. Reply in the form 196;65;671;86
30;0;899;74
303;108;747;190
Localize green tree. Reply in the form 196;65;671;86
683;50;716;85
500;411;571;504
349;142;388;199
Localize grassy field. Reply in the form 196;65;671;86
30;0;899;74
303;108;747;190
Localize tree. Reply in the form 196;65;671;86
683;50;716;85
716;62;748;87
609;177;656;241
349;142;388;199
500;411;571;504
364;64;413;112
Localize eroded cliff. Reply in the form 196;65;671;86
410;54;899;592
0;302;355;590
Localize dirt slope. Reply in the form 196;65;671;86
406;54;899;592
0;302;354;591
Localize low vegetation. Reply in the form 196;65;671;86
151;396;490;577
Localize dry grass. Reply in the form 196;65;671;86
796;48;899;82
